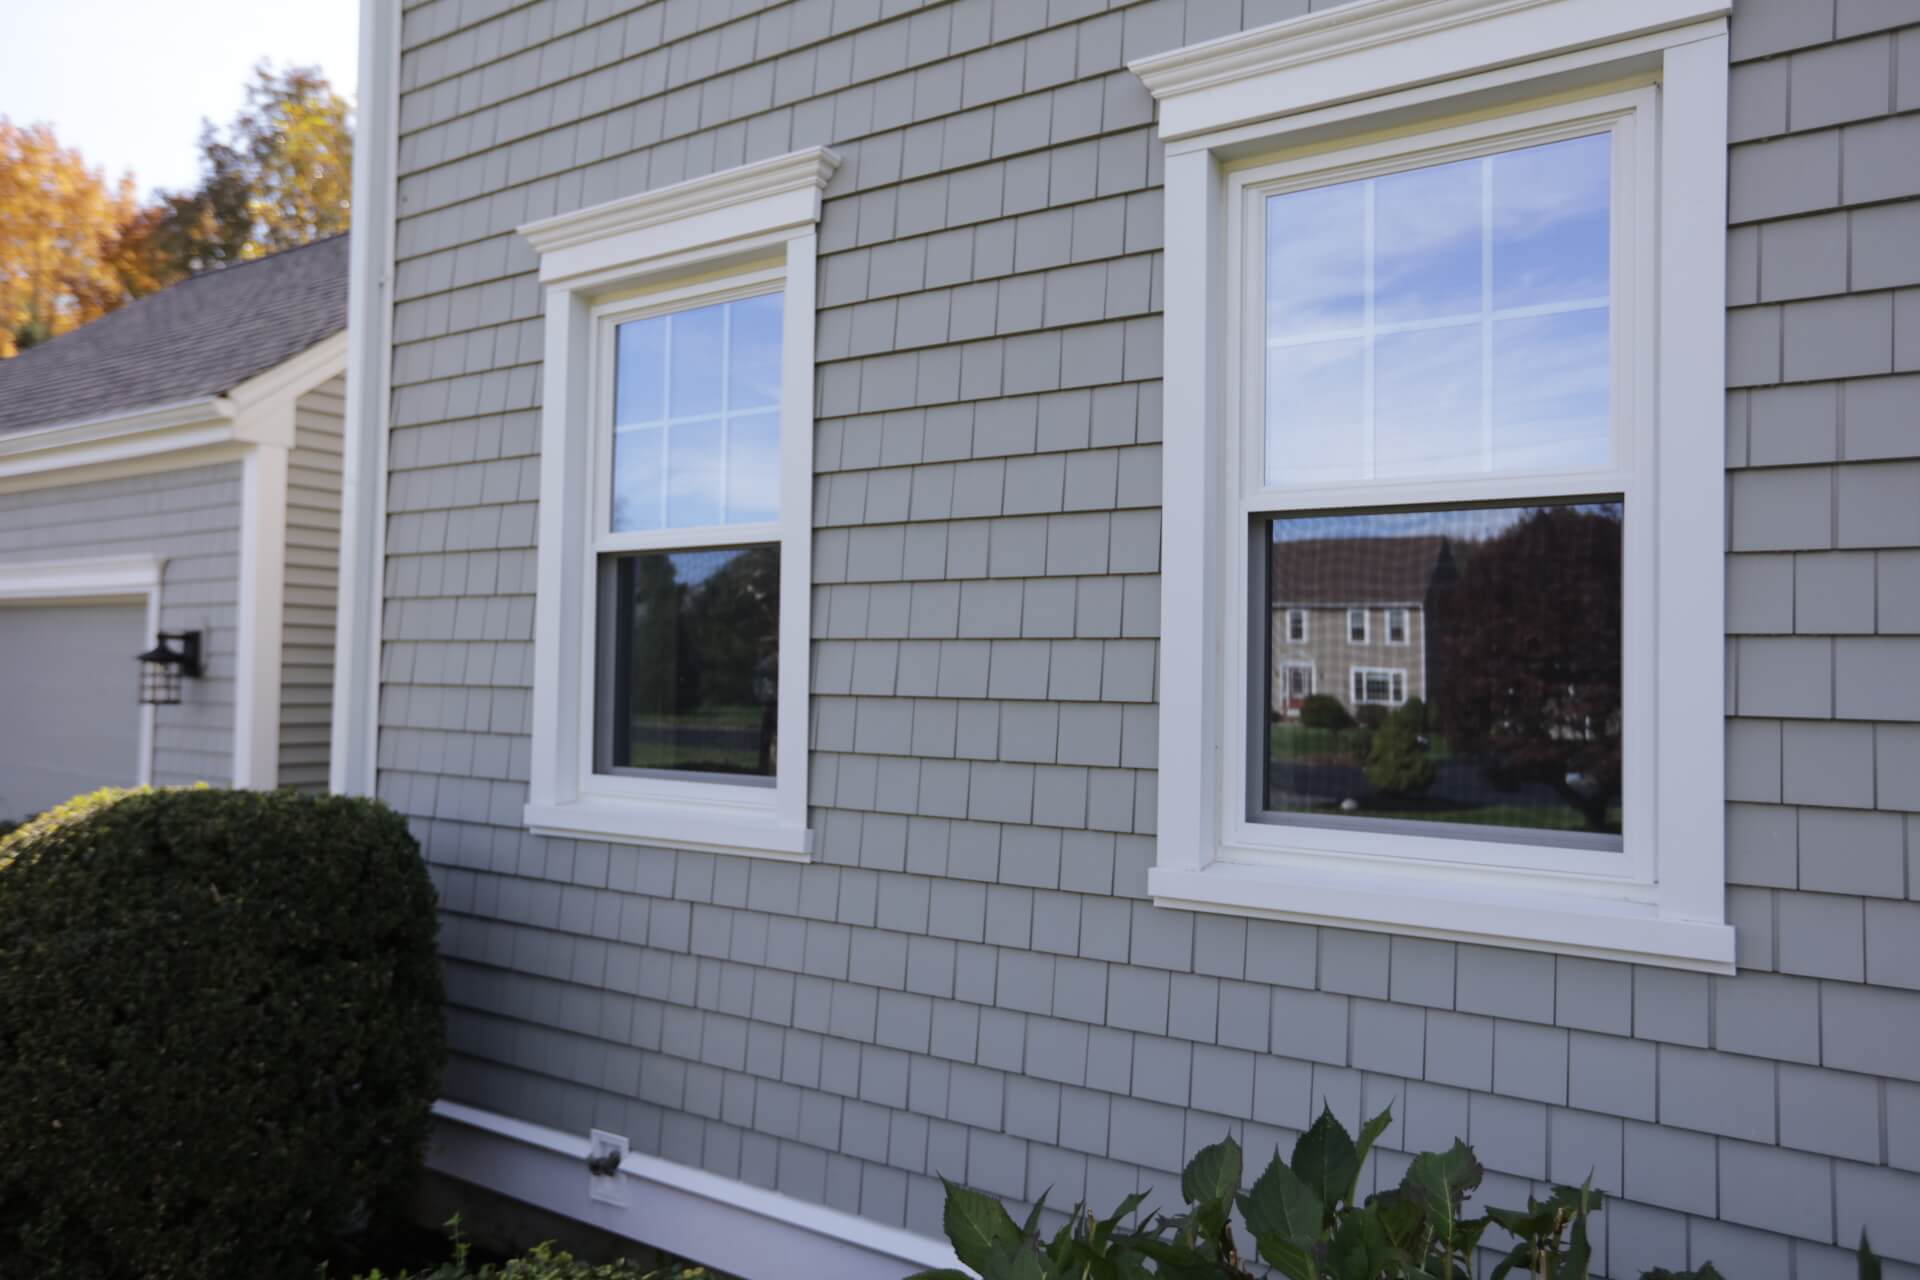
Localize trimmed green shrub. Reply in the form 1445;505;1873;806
1299;694;1354;731
1396;696;1428;735
1354;704;1390;730
0;787;445;1280
1366;714;1437;797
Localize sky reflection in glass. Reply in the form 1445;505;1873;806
611;292;784;532
1264;133;1612;488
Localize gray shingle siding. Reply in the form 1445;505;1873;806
281;374;348;791
0;464;243;787
383;0;1920;1270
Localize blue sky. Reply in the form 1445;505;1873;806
1;1;359;199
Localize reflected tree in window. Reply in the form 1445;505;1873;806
1427;504;1623;832
603;544;780;777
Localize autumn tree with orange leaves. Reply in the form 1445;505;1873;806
0;121;140;356
0;63;352;357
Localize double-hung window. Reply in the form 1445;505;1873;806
1139;0;1734;969
1385;608;1409;646
518;149;837;859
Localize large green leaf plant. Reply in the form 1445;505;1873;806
909;1106;1884;1280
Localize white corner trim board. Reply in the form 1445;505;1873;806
329;0;401;798
1139;0;1733;970
0;555;164;788
428;1101;963;1280
1130;0;1731;143
231;443;290;790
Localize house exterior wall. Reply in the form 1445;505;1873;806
378;0;1920;1274
1271;605;1427;714
281;373;348;791
0;462;243;788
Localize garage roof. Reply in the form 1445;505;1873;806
0;234;349;437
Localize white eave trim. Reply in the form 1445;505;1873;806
0;332;349;484
0;398;235;470
519;146;841;286
1129;0;1731;141
0;554;162;601
428;1100;962;1280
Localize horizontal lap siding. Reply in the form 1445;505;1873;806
384;0;1920;1273
0;463;243;787
281;374;348;791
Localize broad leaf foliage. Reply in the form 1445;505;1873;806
909;1107;1887;1280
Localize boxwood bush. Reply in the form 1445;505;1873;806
0;787;445;1280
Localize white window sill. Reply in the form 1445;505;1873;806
524;799;812;861
1149;860;1735;973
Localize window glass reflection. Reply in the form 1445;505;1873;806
597;545;780;779
611;292;784;532
1264;134;1612;487
1262;501;1623;845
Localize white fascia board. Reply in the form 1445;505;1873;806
0;398;237;484
519;147;841;286
1130;0;1731;141
0;330;348;487
427;1101;963;1280
226;330;352;444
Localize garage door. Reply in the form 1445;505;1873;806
0;601;145;823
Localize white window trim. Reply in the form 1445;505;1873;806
1138;0;1734;971
517;148;837;861
1385;607;1410;646
1285;608;1308;643
1351;666;1409;707
0;555;164;789
1347;608;1370;645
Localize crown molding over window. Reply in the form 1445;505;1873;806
1131;0;1731;143
519;147;841;287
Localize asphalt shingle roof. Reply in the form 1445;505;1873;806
0;234;350;436
1270;535;1453;606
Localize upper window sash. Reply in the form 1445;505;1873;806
1228;92;1653;516
588;271;788;558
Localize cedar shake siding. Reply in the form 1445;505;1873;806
376;0;1920;1273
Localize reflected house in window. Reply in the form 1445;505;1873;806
1269;535;1453;717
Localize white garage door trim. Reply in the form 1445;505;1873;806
0;555;163;789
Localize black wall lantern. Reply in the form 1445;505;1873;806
137;631;202;705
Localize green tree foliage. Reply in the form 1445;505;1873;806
134;62;353;279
